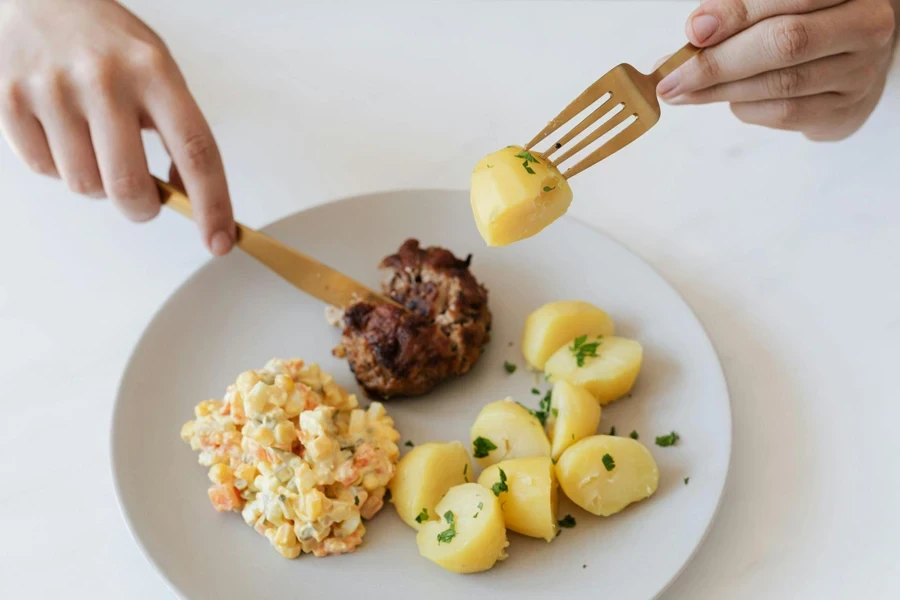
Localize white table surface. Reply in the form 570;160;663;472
2;1;898;598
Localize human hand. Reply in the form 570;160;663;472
0;0;235;254
656;0;897;140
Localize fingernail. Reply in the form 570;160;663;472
691;14;719;44
657;74;679;98
210;230;233;256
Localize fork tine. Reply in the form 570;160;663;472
551;106;632;167
524;75;613;151
562;119;649;179
541;93;614;160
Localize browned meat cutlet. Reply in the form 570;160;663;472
335;239;492;399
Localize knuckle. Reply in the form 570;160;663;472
869;2;896;46
131;42;172;75
768;18;810;63
0;79;25;114
67;174;104;196
30;69;66;98
180;132;220;173
768;67;804;98
720;0;750;29
694;50;722;81
773;99;801;127
107;173;151;201
72;54;116;91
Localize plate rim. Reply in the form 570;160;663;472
109;187;733;600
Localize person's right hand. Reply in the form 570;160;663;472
0;0;235;255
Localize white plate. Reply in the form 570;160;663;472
111;189;731;600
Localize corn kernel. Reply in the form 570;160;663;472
180;421;195;442
235;464;257;483
236;371;260;396
367;402;386;419
251;425;275;447
283;393;303;418
274;522;296;547
362;473;380;490
257;461;273;476
348;409;366;436
274;422;296;445
306;491;324;519
208;463;233;484
275;374;295;393
244;381;269;417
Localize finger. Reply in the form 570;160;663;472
659;1;878;98
685;0;847;47
32;73;104;197
88;99;161;222
667;52;865;104
729;93;852;131
0;83;58;177
145;73;235;256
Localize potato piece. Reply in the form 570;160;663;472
470;145;573;247
522;301;615;370
477;457;558;541
389;441;474;531
470;398;551;468
555;435;658;517
545;336;643;404
416;483;509;573
546;380;602;460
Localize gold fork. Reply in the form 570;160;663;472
526;43;700;179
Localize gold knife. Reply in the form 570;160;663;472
154;177;401;310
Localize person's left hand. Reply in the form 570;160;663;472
656;0;897;140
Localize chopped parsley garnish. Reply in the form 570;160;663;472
655;431;680;447
583;564;587;569
551;457;557;464
354;496;360;506
486;164;494;168
405;440;414;447
463;464;468;480
542;185;556;192
518;389;552;426
415;508;429;523
477;501;483;510
558;514;576;528
436;511;456;544
514;150;539;174
570;335;602;367
684;477;690;485
531;388;540;395
602;453;615;471
608;425;616;436
504;361;517;374
491;468;509;496
551;408;559;417
473;436;498;458
630;430;639;440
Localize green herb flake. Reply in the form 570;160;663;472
542;185;557;192
486;164;494;168
477;501;483;510
570;335;602;367
436;511;457;544
531;388;541;395
602;453;615;471
405;440;414;447
630;430;639;440
504;361;517;374
354;496;360;506
583;564;587;569
491;468;509;496
551;457;557;464
415;508;429;523
473;436;498;458
684;477;690;485
655;431;680;447
463;464;468;480
551;408;559;417
609;425;616;436
558;514;576;528
514;150;539;163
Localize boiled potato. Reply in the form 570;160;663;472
522;301;615;370
470;145;573;247
555;435;658;517
416;482;508;573
477;457;558;541
545;336;643;404
546;380;602;460
389;441;474;531
470;398;551;468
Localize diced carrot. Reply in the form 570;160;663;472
208;484;242;512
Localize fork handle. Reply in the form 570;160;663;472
649;43;701;85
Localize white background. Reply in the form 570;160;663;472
1;1;898;598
